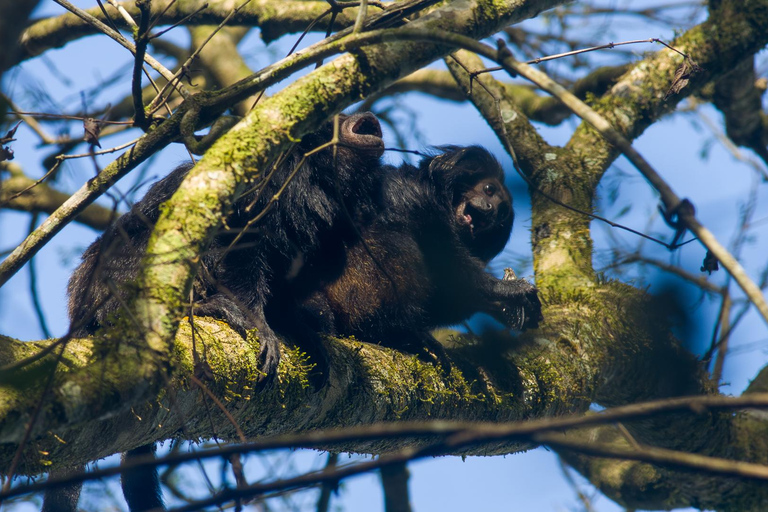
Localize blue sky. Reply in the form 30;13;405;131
2;1;766;510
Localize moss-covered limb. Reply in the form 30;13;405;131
132;0;566;395
2;283;766;512
444;50;595;291
0;162;116;231
0;319;261;474
17;1;355;66
188;26;256;117
545;284;766;510
556;416;768;512
0;285;711;470
0;315;576;475
568;0;768;181
540;281;718;452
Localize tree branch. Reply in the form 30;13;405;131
17;0;360;67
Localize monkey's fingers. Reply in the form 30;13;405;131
409;333;452;375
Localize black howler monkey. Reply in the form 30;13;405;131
56;112;385;512
68;111;385;376
299;146;542;360
57;132;540;511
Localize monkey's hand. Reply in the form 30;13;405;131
487;277;543;331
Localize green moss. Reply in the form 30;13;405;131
278;345;314;394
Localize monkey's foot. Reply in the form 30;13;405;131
416;334;453;375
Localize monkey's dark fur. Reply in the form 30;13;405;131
57;113;384;512
300;145;542;361
56;132;541;511
68;112;385;376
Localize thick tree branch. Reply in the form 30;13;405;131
128;0;565;409
0;0;40;75
440;11;768;507
713;58;768;168
17;0;356;67
0;281;701;471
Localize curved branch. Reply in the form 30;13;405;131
17;0;355;66
128;0;564;389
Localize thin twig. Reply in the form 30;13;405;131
146;0;180;34
147;0;251;113
52;0;187;97
557;457;595;512
353;0;368;33
104;0;136;27
10;111;132;125
58;138;140;159
190;374;247;443
712;293;732;382
151;2;208;39
539;431;768;483
1;160;63;204
27;213;52;339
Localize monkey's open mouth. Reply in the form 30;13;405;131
456;202;489;235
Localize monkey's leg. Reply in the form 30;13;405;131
268;298;330;390
122;444;164;511
391;332;452;375
417;333;452;374
42;467;83;512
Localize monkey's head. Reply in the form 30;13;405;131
454;174;513;260
427;146;514;262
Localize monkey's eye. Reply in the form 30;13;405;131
483;183;497;196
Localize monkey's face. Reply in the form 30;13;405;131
454;177;514;261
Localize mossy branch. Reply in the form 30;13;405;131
127;0;566;408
